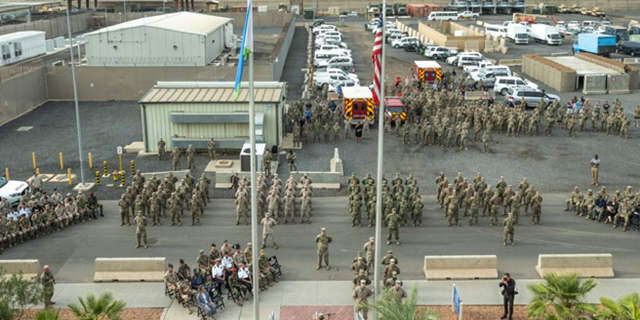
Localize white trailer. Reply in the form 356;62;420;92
506;24;529;45
531;24;562;45
0;31;46;66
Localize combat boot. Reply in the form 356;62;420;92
396;241;400;246
135;245;141;249
511;242;515;246
274;243;278;250
503;242;506;246
144;245;148;249
386;240;390;245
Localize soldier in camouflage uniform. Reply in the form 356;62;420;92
412;197;424;227
467;191;480;226
531;191;543;225
503;212;515;246
386;208;401;246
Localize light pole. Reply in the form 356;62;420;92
65;1;86;186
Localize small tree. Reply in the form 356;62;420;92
68;292;126;320
365;285;440;320
596;293;640;320
527;272;597;320
35;308;62;320
0;267;43;320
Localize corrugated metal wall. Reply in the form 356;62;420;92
141;101;283;151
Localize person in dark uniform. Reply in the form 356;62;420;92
355;121;364;143
499;273;516;320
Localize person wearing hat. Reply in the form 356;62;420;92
314;228;333;270
352;279;373;320
134;211;148;249
351;257;367;277
259;250;278;285
220;239;233;257
384;270;400;288
503;212;516;246
383;259;401;281
260;213;278;250
196;250;209;276
243;243;253;267
352;269;371;288
164;264;179;298
392;280;407;302
381;250;398;266
178;276;196;314
228;267;248;306
177;259;192;281
208;243;221;266
87;191;102;220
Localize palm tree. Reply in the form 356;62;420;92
365;285;440;320
596;293;640;320
68;292;126;320
527;272;597;320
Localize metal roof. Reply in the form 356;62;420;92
0;31;45;43
546;56;621;76
85;12;232;37
342;86;372;99
140;82;285;104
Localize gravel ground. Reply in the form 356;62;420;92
21;308;163;320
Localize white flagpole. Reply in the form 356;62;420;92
248;4;260;320
373;1;386;319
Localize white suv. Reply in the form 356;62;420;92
392;37;419;48
493;76;539;95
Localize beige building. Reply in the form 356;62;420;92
139;81;287;152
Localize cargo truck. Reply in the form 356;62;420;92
507;24;529;44
393;3;407;16
413;61;442;85
531;24;562;45
343;86;376;125
572;33;616;57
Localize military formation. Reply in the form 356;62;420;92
350;239;406;320
565;185;640;232
0;189;102;253
159;137;218;171
234;173;314;226
347;173;423;246
118;170;211;228
163;241;281;314
285;100;355;147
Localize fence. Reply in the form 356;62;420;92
0;62;48;126
0;12;92;39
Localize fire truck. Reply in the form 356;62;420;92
343;86;376;125
384;97;406;126
413;60;442;85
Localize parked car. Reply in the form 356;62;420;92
317;56;354;71
328;79;359;93
504;87;560;108
457;11;479;19
494;76;539;95
0;177;29;206
386;32;404;44
425;46;456;58
617;41;640;56
392;37;420;48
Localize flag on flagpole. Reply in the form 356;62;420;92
371;17;383;106
233;0;254;100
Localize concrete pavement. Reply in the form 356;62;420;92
4;194;640;283
42;279;640;320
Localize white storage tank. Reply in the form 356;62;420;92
45;39;55;52
53;36;65;48
0;31;46;66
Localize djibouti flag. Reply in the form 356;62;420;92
233;0;253;100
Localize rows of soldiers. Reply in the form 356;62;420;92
0;189;102;253
118;170;211;227
435;173;543;227
351;239;406;320
164;241;280;313
565;185;640;232
234;173;314;226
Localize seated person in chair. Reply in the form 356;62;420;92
604;197;619;224
238;262;253;293
164;264;179;298
196;285;217;320
178;278;196;314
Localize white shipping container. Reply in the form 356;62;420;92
45;39;54;52
0;31;46;66
53;36;65;48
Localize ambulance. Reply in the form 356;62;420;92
384;97;406;126
343;86;376;125
413;60;442;85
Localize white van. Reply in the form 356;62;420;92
484;24;505;37
313;50;348;67
458;55;483;68
427;11;459;21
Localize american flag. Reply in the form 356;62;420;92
371;17;383;106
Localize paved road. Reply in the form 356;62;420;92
4;194;640;283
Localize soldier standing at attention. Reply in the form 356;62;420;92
135;211;148;249
286;151;297;172
332;122;341;144
353;280;373;320
344;118;351;139
260;213;277;250
118;194;129;226
40;265;56;309
187;145;197;171
503;212;515;246
263;151;273;177
386;208;401;246
207;138;217;161
158;138;166;160
363;237;375;273
531;191;543;225
171;147;181;171
315;228;333;270
590;154;600;186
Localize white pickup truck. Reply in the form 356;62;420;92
314;68;360;89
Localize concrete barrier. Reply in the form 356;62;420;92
499;59;522;66
0;260;39;280
464;91;496;100
535;254;614;278
94;257;166;282
423;255;498;280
